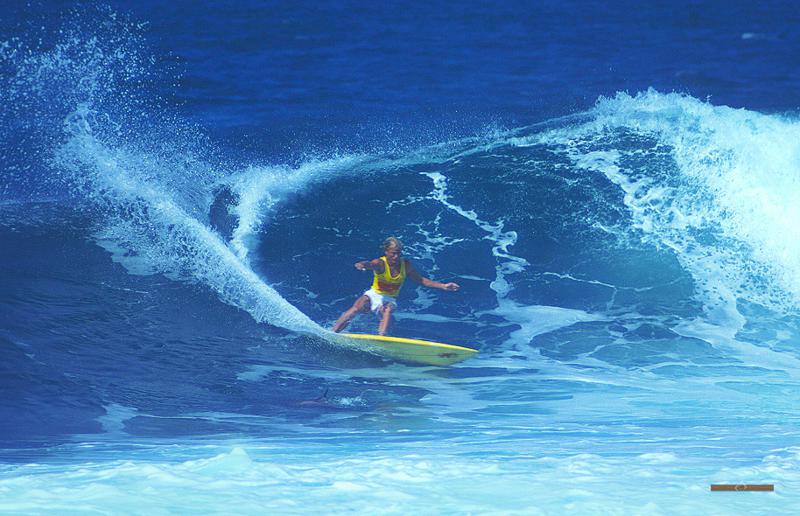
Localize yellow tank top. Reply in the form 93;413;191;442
371;256;406;297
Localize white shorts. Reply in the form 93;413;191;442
363;289;397;314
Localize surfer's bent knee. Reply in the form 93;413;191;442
356;295;370;311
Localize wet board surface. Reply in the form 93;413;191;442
338;333;478;366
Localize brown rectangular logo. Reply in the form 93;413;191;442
710;484;774;492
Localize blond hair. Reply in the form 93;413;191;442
382;236;403;251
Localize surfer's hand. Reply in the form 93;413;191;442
443;282;460;291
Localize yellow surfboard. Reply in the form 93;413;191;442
339;333;478;366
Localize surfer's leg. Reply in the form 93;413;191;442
331;295;370;333
377;302;394;335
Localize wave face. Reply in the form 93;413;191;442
2;4;799;513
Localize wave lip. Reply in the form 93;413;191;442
541;89;800;315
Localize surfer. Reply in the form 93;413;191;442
331;237;460;335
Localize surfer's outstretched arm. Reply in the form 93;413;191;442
405;260;460;291
354;258;384;272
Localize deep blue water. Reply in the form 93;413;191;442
2;1;800;512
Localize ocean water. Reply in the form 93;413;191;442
2;1;800;513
